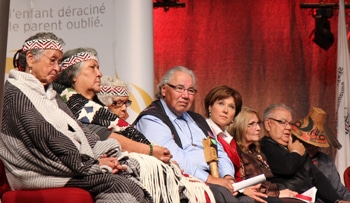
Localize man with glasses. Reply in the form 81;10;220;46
134;66;254;203
260;103;346;203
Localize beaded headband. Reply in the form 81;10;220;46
22;39;63;52
60;52;98;70
99;86;129;97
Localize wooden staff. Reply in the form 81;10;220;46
202;136;219;178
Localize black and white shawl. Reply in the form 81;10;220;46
0;70;153;203
53;83;150;144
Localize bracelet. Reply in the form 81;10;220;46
149;143;153;156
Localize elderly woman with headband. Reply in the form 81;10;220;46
97;75;131;120
54;48;172;163
0;32;152;202
53;47;212;203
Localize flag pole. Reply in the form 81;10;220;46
0;0;10;130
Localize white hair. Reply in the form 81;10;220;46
97;76;130;106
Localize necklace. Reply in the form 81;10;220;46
248;150;270;170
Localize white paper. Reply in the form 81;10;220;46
232;174;266;191
295;187;317;203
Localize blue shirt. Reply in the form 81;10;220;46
134;99;234;182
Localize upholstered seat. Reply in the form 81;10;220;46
0;159;94;203
344;166;350;191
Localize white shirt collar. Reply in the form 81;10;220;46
206;118;233;144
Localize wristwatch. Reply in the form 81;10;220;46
238;188;245;194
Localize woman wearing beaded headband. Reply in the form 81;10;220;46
2;32;153;202
12;32;64;85
54;47;172;163
97;75;131;120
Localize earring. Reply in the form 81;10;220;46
209;111;211;117
29;68;32;74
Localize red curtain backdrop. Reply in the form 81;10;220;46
153;0;338;154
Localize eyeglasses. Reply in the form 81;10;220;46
42;54;62;66
111;100;132;108
247;121;262;128
166;83;197;95
268;118;294;127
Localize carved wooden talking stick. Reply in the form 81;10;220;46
202;136;219;178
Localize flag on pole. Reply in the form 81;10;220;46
336;0;350;183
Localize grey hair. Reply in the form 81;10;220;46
97;75;129;106
55;47;98;87
262;103;293;121
14;32;64;72
155;66;197;99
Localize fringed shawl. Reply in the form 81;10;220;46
129;153;215;203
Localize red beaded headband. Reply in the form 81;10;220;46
99;86;129;96
60;52;98;70
22;39;63;52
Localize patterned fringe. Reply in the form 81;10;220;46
128;153;215;203
180;174;216;203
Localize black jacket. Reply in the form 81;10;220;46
260;136;340;203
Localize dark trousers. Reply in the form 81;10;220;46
208;183;255;203
208;184;308;203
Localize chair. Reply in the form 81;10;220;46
0;159;94;203
343;166;350;191
0;159;212;203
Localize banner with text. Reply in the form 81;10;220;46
6;0;154;122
